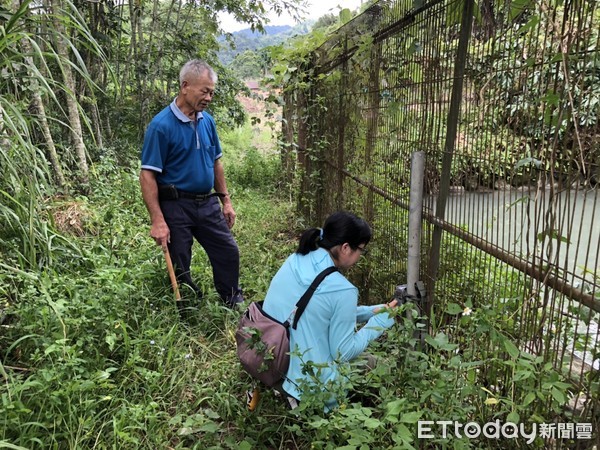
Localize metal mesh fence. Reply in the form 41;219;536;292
281;0;599;439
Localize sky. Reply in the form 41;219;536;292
219;0;366;33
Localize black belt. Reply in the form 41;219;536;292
176;191;225;201
158;184;225;202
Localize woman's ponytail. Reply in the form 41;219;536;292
296;228;322;255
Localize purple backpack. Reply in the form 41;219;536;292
235;267;338;387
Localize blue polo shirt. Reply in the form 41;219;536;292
141;100;223;193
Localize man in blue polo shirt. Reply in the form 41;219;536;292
139;59;243;308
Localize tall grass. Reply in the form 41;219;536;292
0;145;300;449
1;133;584;448
0;0;104;273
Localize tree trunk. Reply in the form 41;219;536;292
82;0;104;151
128;0;146;136
32;92;67;188
45;0;89;188
15;0;67;189
479;0;497;40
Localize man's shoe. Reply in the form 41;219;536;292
225;290;245;309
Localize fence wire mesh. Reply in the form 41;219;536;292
281;0;599;440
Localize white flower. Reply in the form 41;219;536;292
150;340;155;345
462;307;472;316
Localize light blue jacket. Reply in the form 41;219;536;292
262;248;394;407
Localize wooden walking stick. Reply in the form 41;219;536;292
163;245;181;301
163;245;194;321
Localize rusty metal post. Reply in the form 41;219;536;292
408;151;425;295
427;0;475;311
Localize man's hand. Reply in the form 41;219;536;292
151;220;170;247
222;202;236;229
213;160;235;228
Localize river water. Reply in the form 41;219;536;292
424;186;599;369
425;187;599;285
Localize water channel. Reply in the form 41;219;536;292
425;187;599;285
425;186;599;369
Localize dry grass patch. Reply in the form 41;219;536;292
47;198;95;237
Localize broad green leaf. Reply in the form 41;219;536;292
385;399;405;417
551;387;567;404
504;340;520;359
426;332;458;351
396;423;413;441
400;411;422;423
514;369;532;381
445;302;463;315
425;334;439;349
364;417;383;429
523;392;536;406
507;411;520;423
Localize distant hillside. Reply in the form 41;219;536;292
218;23;312;66
232;25;293;40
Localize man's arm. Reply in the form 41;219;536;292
139;169;170;247
214;159;236;229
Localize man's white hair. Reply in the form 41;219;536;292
179;59;217;86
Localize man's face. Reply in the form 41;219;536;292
182;71;215;113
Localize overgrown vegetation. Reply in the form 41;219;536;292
1;138;588;449
1;0;597;448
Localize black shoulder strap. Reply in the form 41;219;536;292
291;266;338;330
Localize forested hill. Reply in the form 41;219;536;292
218;23;312;65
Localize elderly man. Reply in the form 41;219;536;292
140;59;243;308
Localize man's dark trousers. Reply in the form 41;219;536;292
160;196;241;303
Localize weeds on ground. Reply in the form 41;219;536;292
0;149;582;449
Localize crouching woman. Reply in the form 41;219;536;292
262;211;397;410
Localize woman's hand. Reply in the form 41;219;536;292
373;299;398;313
